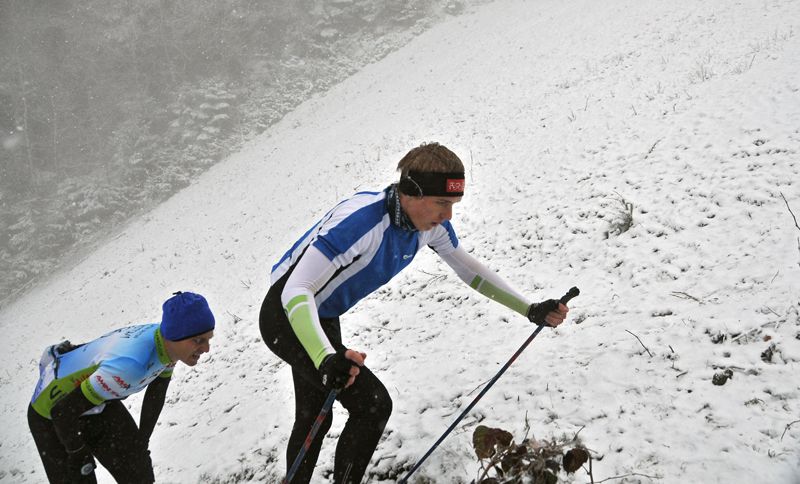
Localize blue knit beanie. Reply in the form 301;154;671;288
161;291;215;341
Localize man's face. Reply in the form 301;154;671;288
171;331;213;366
402;195;462;231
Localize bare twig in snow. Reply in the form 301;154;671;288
797;237;800;268
645;138;662;158
625;330;653;357
419;269;447;284
670;291;701;302
467;379;489;397
729;320;780;343
595;472;660;483
782;419;800;440
781;192;800;230
568;109;577;122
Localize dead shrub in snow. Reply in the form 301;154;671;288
604;192;634;238
689;53;715;83
472;425;591;483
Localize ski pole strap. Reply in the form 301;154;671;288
283;389;338;484
399;286;580;483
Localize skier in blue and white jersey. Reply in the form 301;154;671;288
259;142;572;484
28;291;216;483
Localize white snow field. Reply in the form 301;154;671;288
1;0;799;482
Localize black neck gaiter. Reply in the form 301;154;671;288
385;184;417;232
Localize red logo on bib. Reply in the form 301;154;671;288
446;179;465;193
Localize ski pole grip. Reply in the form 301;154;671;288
559;287;580;306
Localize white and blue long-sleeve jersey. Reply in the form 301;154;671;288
272;186;531;368
272;189;459;318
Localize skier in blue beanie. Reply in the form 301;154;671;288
28;291;216;483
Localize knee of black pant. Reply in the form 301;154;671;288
376;390;393;425
115;465;154;484
96;439;154;483
362;386;393;427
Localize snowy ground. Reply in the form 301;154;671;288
1;0;799;482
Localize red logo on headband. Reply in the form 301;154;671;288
446;179;465;193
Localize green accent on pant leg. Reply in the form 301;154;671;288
469;275;529;315
285;295;331;369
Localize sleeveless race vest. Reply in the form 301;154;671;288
31;324;174;419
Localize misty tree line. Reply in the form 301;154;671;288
0;0;474;305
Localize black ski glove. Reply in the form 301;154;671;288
319;350;354;391
65;445;96;481
527;299;560;326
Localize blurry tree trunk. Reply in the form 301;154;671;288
15;46;35;191
158;2;179;85
49;92;61;178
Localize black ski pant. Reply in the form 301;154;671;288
260;275;392;484
28;401;154;483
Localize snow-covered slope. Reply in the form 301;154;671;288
1;0;799;482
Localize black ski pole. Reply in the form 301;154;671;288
282;389;339;484
398;287;580;484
